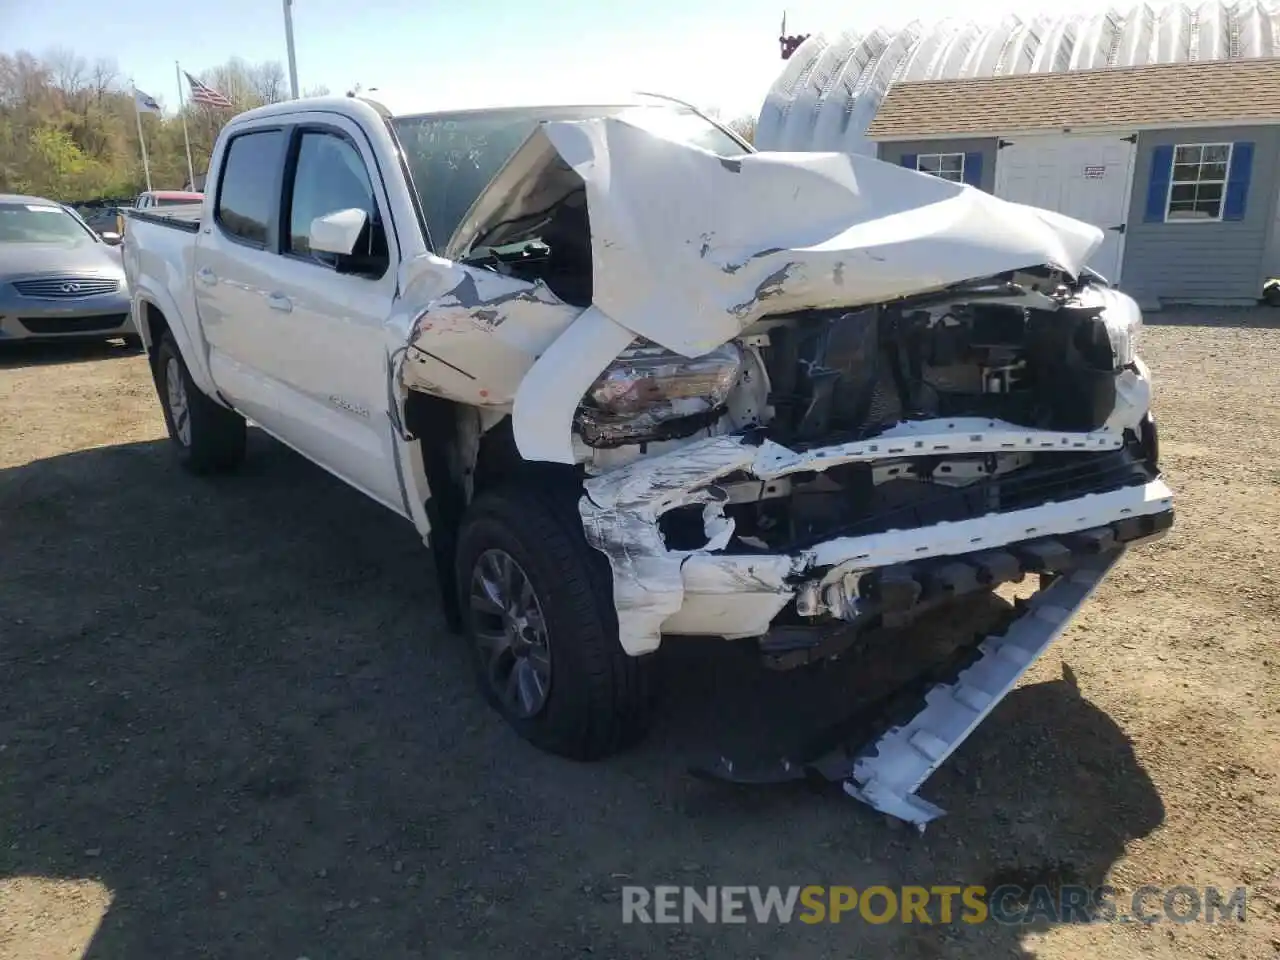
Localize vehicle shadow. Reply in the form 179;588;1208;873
0;337;142;370
0;435;1164;959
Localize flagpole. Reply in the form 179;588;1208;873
131;83;153;193
176;61;196;189
282;0;300;98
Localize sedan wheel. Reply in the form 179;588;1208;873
468;547;552;718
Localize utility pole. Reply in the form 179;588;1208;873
283;0;300;98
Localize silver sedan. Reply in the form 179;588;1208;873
0;194;136;343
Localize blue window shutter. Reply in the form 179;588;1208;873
900;153;917;170
1144;144;1174;222
1223;141;1254;221
962;151;983;188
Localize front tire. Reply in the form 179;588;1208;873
154;333;246;474
455;486;655;760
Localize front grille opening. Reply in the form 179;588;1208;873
659;449;1154;554
19;314;128;335
13;277;120;299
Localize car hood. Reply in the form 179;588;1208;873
0;241;126;281
446;117;1104;357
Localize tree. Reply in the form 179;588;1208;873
726;115;756;146
0;49;298;202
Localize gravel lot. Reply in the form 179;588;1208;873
1;312;1279;959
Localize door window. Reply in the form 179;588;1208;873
215;129;287;245
285;131;385;270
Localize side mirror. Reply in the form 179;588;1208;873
309;208;368;256
100;231;122;246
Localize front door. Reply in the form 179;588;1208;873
256;115;405;512
993;133;1136;284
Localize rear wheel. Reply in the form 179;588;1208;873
455;486;655;760
154;333;246;474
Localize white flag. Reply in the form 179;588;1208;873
134;88;162;115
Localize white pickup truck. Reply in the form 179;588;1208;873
123;94;1174;824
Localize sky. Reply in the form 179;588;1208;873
1;0;1124;121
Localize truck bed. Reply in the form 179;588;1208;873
124;208;201;233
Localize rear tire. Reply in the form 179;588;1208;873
154;333;246;474
455;486;655;760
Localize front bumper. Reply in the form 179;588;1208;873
0;291;134;341
580;415;1174;656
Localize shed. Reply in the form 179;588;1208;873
865;57;1280;306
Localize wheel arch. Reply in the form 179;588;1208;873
403;391;582;632
133;291;223;404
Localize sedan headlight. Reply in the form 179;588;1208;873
575;340;743;447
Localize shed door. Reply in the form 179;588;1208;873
993;133;1137;284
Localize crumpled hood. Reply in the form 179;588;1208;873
451;116;1104;358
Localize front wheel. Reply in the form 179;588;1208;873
455;486;655;760
154;333;246;474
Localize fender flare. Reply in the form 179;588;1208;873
132;286;224;405
510;305;635;464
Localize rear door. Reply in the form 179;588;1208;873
193;123;294;434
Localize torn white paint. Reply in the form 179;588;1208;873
397;255;581;408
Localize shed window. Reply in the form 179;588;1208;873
1166;143;1232;221
916;152;966;183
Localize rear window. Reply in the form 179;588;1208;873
157;197;202;208
216;129;286;245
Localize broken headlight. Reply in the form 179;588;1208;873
575;340;743;447
1100;295;1143;368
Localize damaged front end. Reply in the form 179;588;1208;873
579;283;1171;657
392;111;1174;823
573;281;1172;825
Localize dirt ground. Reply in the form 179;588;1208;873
1;311;1279;959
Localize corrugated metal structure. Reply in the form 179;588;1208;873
757;2;1280;155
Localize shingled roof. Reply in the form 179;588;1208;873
865;57;1280;139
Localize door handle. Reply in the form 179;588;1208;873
196;267;216;286
267;292;293;313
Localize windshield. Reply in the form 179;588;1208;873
0;202;93;244
390;104;746;251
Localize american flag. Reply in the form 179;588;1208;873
184;71;234;109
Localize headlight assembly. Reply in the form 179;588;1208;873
575;340;743;447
